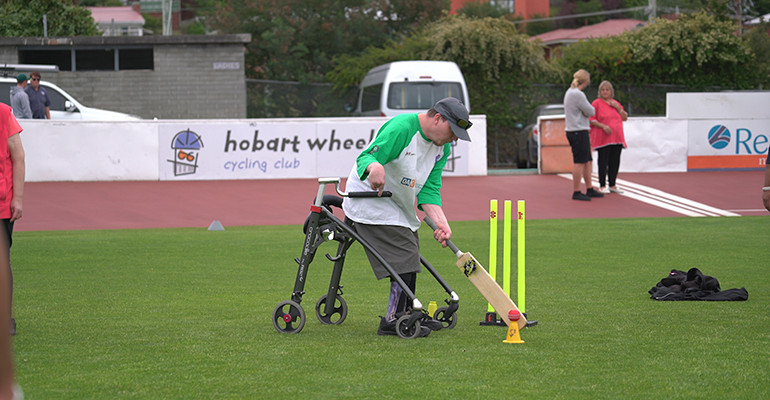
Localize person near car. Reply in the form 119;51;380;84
0;103;25;338
24;72;51;120
9;75;32;120
564;69;602;201
589;80;628;194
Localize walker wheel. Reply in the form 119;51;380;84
395;314;422;339
273;300;306;334
434;306;458;329
315;294;348;325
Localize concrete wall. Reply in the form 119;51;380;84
0;35;250;119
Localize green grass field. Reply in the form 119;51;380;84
11;216;770;399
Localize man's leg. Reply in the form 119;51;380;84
388;273;416;320
583;161;593;191
572;162;585;192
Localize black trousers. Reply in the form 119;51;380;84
597;144;623;188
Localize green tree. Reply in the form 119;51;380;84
555;12;757;88
743;21;770;87
206;0;448;81
624;12;755;87
328;16;558;125
0;0;99;36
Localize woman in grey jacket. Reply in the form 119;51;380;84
564;69;603;201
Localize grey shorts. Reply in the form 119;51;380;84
352;223;421;280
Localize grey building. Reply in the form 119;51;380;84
0;34;251;119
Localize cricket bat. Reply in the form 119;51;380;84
424;216;528;330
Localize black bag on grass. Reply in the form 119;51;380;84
649;268;748;301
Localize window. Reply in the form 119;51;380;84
18;48;154;71
44;85;72;112
360;84;382;113
490;0;515;13
387;82;464;110
18;50;72;71
119;49;154;70
76;49;115;71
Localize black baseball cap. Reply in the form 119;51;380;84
433;97;472;141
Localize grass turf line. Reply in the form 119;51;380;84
10;216;770;399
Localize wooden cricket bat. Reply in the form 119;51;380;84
424;216;528;330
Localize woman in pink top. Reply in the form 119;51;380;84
589;81;628;194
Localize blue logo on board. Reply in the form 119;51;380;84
707;125;730;149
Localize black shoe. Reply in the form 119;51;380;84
9;318;15;336
572;191;591;201
377;316;398;336
586;188;604;198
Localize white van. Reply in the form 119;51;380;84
354;61;470;117
1;77;140;120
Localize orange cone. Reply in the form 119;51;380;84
502;310;525;344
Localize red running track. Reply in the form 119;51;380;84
18;171;767;232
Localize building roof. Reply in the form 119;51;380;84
88;6;145;25
530;19;646;46
746;13;770;25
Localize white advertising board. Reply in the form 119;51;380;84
157;117;487;181
686;119;769;170
615;118;689;172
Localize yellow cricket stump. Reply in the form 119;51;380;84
488;200;497;313
518;200;525;313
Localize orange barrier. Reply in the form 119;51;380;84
688;154;767;170
539;117;572;174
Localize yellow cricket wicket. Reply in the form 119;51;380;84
488;200;497;313
518;200;526;314
503;200;512;299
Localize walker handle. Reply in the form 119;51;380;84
347;191;392;198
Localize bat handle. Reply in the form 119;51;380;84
423;216;462;256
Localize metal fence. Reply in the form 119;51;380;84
246;79;720;169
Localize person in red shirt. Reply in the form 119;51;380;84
0;104;25;337
589;80;628;194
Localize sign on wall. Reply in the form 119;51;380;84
687;120;769;170
157;118;478;181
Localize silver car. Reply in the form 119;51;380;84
522;104;564;168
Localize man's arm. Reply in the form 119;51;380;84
8;134;24;222
580;96;595;118
45;106;51;120
21;96;32;120
421;204;451;247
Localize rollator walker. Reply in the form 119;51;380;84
272;177;460;339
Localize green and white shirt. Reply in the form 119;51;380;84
343;113;450;231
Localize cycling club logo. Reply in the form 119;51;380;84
707;125;731;150
168;129;204;176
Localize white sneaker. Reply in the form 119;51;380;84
609;187;624;194
599;187;610;194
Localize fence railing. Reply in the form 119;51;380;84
246;79;722;169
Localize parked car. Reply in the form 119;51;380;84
352;61;470;117
521;104;564;167
0;77;140;120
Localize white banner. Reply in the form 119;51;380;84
157;117;486;181
616;118;689;172
688;120;770;156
